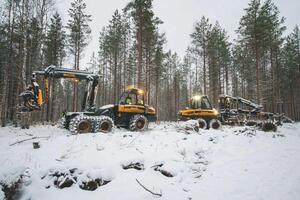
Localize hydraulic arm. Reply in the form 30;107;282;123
19;66;99;112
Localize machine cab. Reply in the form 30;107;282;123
119;88;145;106
190;95;212;110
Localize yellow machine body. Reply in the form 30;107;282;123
178;95;219;121
118;105;156;115
180;108;219;118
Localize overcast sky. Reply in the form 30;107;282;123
56;0;300;67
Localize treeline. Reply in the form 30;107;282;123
97;0;300;121
0;0;92;125
0;0;299;126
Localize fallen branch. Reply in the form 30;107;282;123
135;179;162;197
9;136;50;146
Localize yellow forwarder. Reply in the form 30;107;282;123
178;95;221;129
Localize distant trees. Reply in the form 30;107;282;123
207;22;231;106
98;10;132;105
67;0;92;111
0;0;55;126
282;26;300;119
236;0;287;112
125;0;154;88
98;0;167;118
0;0;299;125
190;16;211;95
187;18;231;107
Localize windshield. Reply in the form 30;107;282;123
119;92;129;104
119;90;144;105
191;96;212;109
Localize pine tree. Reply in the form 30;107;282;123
259;0;285;112
44;12;66;121
44;12;65;67
98;10;131;104
282;26;300;119
190;16;212;94
67;0;92;111
206;22;230;105
238;0;265;104
124;0;162;90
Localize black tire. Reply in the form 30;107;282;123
95;116;114;133
129;115;149;131
198;118;207;129
69;115;93;134
246;120;257;126
262;122;277;132
209;119;222;130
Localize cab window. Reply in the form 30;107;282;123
119;92;129;104
201;97;212;109
127;93;137;105
191;99;201;109
137;93;144;105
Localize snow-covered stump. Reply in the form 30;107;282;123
122;161;145;171
0;176;23;200
151;163;175;178
176;120;200;134
43;168;112;191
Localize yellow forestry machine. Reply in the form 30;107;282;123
177;94;288;132
19;66;157;134
178;95;222;129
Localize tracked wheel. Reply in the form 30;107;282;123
57;117;66;129
129;114;149;131
69;115;93;134
198;118;207;129
95;116;114;133
209;119;222;130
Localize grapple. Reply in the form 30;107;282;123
18;90;41;112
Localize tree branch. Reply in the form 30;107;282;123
135;179;162;197
9;136;50;146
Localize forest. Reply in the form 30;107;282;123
0;0;299;126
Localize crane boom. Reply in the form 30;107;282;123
19;66;99;112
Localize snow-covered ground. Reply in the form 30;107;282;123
0;122;300;200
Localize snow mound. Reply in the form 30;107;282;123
99;104;114;109
175;120;200;134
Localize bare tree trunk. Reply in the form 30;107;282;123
255;46;260;104
137;17;142;88
155;73;159;120
21;0;28;90
203;41;207;94
225;64;229;94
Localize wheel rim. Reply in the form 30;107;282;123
78;120;91;133
100;121;110;133
136;119;145;129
